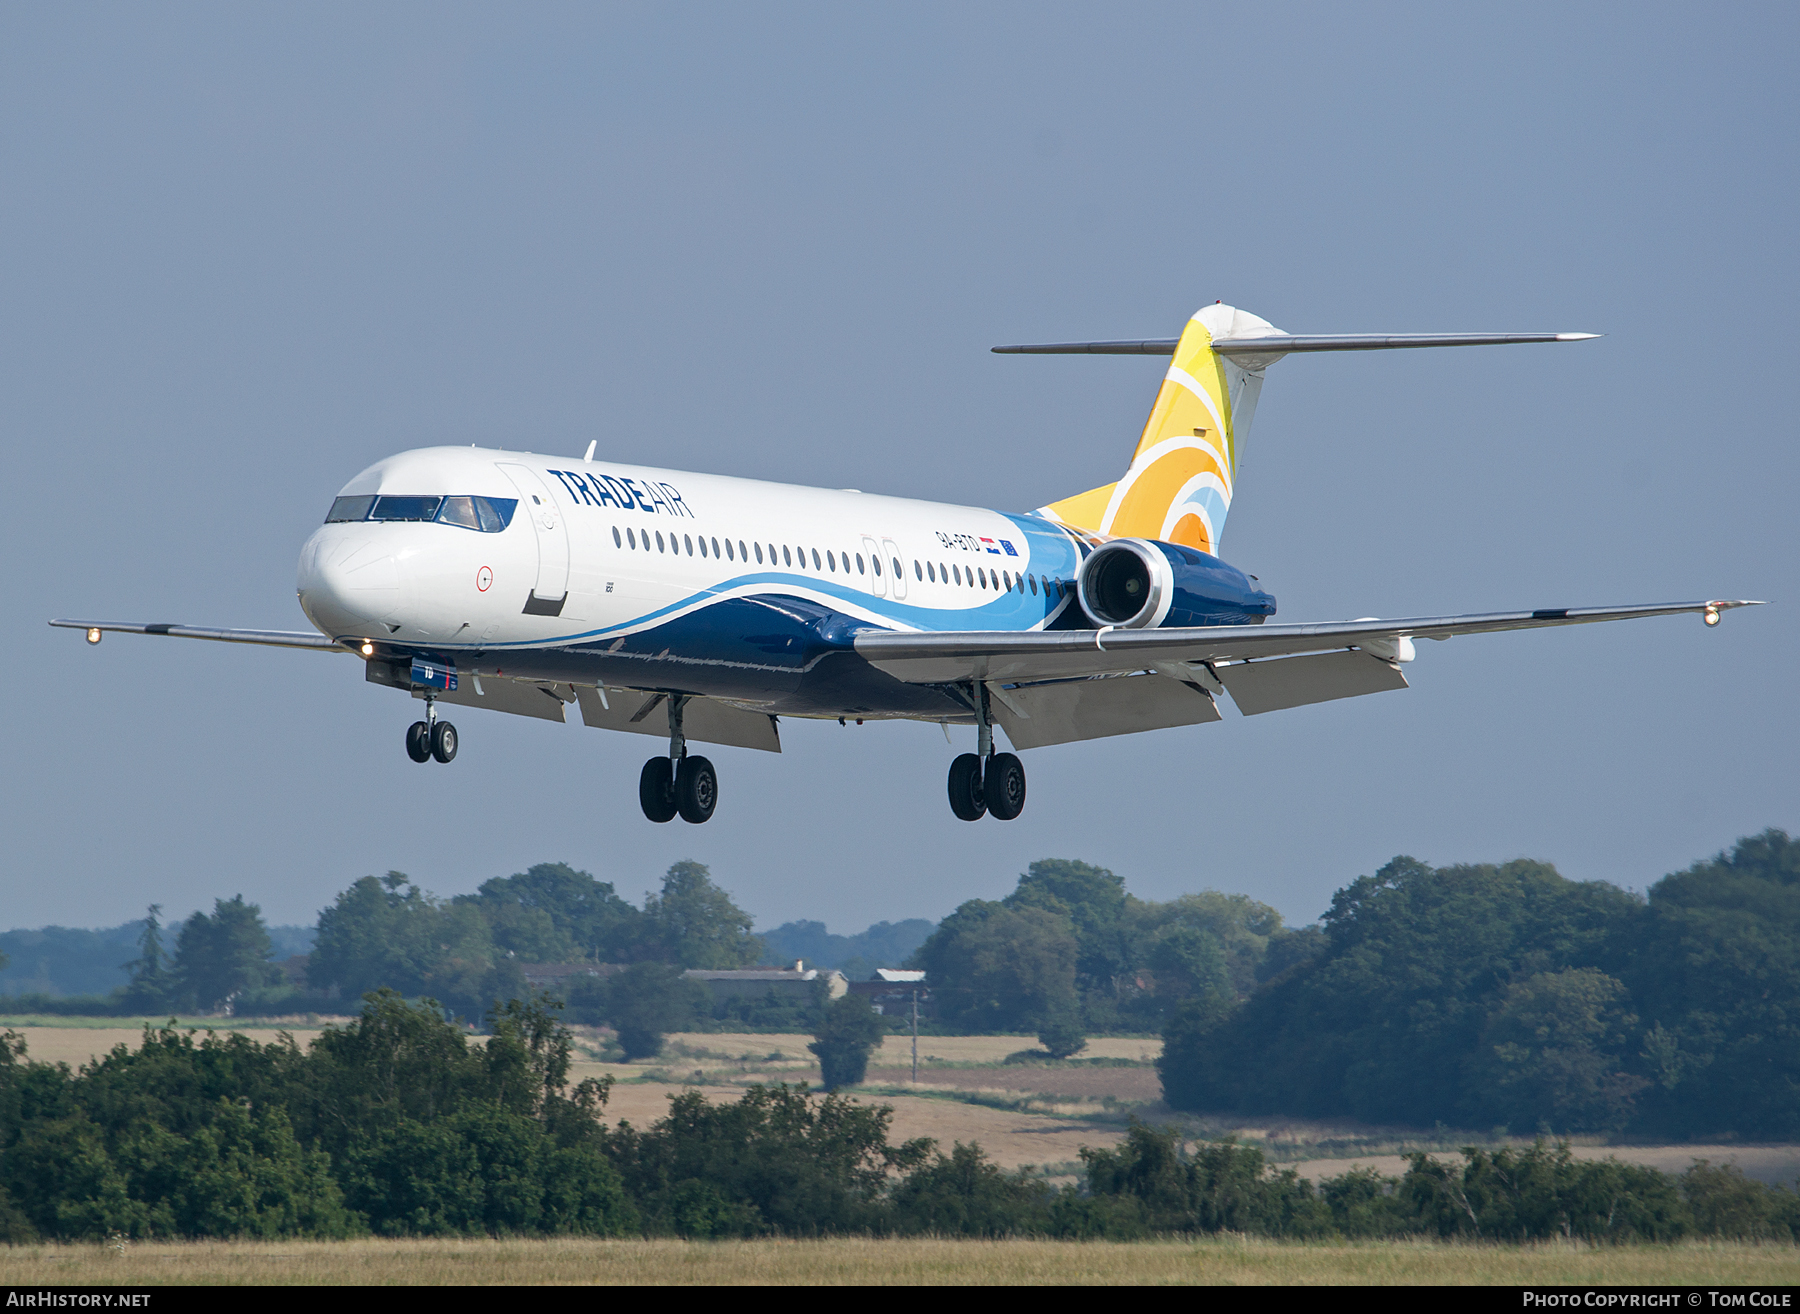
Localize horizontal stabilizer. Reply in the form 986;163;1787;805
992;333;1599;357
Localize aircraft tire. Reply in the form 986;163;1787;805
984;752;1026;821
947;753;986;821
405;721;431;763
430;721;458;763
639;757;678;823
675;755;718;824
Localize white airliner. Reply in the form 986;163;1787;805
54;302;1758;824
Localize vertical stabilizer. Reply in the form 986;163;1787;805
1038;303;1287;553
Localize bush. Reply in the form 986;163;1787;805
809;993;886;1090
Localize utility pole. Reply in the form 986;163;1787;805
911;986;919;1084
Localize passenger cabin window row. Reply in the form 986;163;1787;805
324;495;518;532
600;521;1073;602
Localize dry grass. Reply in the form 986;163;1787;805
2;1236;1795;1286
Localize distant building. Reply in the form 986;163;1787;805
683;961;848;1006
518;962;622;990
847;970;933;1018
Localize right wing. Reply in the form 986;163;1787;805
852;600;1758;686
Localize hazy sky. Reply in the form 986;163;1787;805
3;3;1794;937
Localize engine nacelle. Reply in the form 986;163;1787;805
1076;538;1277;629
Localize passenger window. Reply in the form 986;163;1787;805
325;495;376;523
856;554;865;574
627;528;636;549
768;543;777;563
685;534;694;555
754;543;763;563
812;548;821;570
739;540;748;561
978;568;987;589
913;561;921;580
698;536;707;557
613;526;622;548
1001;571;1011;590
925;562;934;582
827;550;836;572
656;531;665;552
952;565;960;585
712;537;721;558
872;556;882;577
891;558;901;578
782;545;791;566
726;539;735;561
1029;574;1038;595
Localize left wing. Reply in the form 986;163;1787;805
51;618;345;651
853;600;1759;687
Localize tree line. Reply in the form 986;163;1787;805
1156;829;1800;1142
2;991;1796;1244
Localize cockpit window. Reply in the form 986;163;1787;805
323;494;518;532
325;495;377;523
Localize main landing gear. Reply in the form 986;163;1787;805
946;685;1026;821
405;697;458;764
640;693;717;824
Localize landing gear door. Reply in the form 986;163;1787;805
861;535;887;597
881;538;907;601
497;463;571;613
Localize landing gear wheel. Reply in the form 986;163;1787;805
639;757;677;823
675;755;718;824
947;753;986;821
405;721;431;763
429;721;458;763
984;752;1026;820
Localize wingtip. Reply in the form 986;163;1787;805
1556;332;1604;341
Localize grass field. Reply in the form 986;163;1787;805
2;1236;1796;1285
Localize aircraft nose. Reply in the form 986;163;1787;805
297;531;403;634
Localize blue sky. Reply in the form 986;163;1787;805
3;2;1794;934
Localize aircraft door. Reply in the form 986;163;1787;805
860;535;886;597
497;463;571;614
881;538;907;601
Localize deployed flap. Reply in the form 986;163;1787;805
1217;650;1408;716
414;677;571;722
574;688;781;753
991;673;1221;750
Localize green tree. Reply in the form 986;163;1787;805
809;992;885;1089
1007;859;1131;996
308;874;500;1017
643;861;760;968
568;962;708;1061
459;862;645;963
168;896;281;1012
1624;829;1800;1138
1131;891;1284;999
120;905;171;1012
909;900;1079;1032
1464;969;1648;1133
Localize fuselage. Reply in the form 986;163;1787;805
295;445;1269;722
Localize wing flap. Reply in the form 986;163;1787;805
573;688;781;753
1217;650;1408;715
991;673;1221;750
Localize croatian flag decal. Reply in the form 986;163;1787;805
980;537;1000;554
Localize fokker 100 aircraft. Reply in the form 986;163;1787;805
55;302;1759;824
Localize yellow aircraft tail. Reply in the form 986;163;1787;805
1037;303;1284;553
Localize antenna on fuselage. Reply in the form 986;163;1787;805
583;440;597;462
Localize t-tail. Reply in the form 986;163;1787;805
998;304;1599;554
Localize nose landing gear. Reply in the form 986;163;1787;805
944;686;1026;821
639;694;718;824
406;697;458;764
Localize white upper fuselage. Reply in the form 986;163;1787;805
296;446;1084;711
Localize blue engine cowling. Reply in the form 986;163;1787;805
1076;538;1276;628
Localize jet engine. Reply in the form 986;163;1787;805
1076;538;1277;629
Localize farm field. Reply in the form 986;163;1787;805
2;1236;1796;1286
